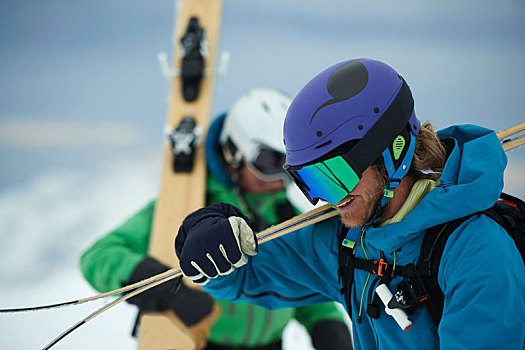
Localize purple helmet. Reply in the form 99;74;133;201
283;59;421;204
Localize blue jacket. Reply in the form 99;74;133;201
204;125;525;349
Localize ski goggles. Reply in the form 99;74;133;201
284;80;417;205
248;147;288;181
284;154;361;205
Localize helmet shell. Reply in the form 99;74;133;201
284;59;419;166
220;88;291;163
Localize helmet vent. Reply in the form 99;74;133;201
316;130;323;137
358;125;363;130
261;102;270;113
374;107;380;113
393;135;406;160
315;140;332;149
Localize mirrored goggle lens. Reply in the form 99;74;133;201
252;148;286;176
287;156;360;204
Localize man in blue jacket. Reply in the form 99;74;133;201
174;59;525;349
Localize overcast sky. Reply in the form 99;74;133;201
1;0;524;189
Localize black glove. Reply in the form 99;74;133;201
175;202;258;285
311;320;353;350
125;257;214;326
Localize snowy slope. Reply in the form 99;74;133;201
0;155;160;349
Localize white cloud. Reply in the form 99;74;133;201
0;120;143;147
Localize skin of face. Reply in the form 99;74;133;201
335;167;385;228
238;165;285;194
334;166;416;228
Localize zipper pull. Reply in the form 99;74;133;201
353;226;368;254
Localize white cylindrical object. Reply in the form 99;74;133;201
375;283;412;331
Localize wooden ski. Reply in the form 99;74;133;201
138;0;224;349
497;121;525;152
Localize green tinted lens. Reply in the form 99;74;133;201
293;156;360;204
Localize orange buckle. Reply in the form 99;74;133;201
377;258;388;277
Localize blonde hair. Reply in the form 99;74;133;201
408;121;447;181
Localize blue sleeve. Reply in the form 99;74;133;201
203;217;344;309
438;215;525;349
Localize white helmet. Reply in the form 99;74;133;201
220;88;291;180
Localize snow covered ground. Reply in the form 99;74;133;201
0;155;157;349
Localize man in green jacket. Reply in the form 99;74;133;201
80;89;352;350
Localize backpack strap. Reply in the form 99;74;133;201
419;191;525;326
338;191;524;327
418;216;473;326
338;227;355;317
338;218;472;324
490;193;525;259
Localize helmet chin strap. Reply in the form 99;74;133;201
367;131;416;226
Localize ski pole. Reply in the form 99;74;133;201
0;268;181;313
39;203;338;349
42;271;181;350
0;203;336;315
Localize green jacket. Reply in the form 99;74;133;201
81;111;346;347
80;174;346;347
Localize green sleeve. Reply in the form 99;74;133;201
293;302;347;333
80;200;156;293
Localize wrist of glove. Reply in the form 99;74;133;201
175;202;257;285
124;257;214;326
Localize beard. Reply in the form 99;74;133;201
339;168;385;229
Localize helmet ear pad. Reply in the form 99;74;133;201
387;126;412;171
380;124;417;189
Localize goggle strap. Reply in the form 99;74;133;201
245;163;289;183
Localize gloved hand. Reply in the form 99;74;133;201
175;202;258;285
125;257;214;326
